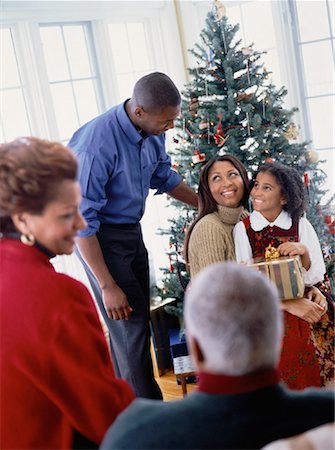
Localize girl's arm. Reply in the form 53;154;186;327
233;221;253;263
277;241;311;270
278;217;325;285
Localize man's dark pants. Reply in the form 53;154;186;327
76;223;162;399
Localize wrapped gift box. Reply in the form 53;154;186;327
248;255;305;300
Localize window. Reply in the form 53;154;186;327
0;27;31;141
39;23;101;142
108;21;153;100
289;0;334;194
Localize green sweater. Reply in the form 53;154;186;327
188;204;245;278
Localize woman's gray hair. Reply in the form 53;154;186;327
184;262;283;375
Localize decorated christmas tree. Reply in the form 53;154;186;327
158;1;334;312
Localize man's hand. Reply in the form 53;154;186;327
103;284;133;320
281;297;324;324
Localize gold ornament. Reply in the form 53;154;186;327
283;122;299;140
20;233;36;246
214;0;226;20
305;149;319;164
265;244;280;260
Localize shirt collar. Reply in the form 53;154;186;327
116;100;143;145
250;210;292;231
198;368;280;395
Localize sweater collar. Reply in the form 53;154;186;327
216;204;244;226
250;210;292;231
198;368;280;395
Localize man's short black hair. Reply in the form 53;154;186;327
133;72;181;112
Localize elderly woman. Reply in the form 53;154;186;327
0;137;134;450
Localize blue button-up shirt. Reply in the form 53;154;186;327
69;101;182;237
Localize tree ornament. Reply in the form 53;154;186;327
199;120;210;130
214;115;229;147
305;149;319;164
236;91;253;102
189;97;199;117
241;46;253;56
303;172;310;187
214;0;226;21
246;112;251;136
265;157;274;163
192;149;206;164
283;122;299;140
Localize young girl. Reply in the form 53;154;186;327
234;162;327;390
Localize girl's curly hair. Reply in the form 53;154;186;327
253;162;306;223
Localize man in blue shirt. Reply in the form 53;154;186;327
69;72;198;399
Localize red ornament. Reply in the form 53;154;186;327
304;172;310;187
213;116;229;147
192;150;206;164
265;157;274;163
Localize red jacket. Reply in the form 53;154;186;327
0;239;134;449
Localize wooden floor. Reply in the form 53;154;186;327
155;370;197;401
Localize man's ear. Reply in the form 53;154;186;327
134;106;145;118
188;334;205;370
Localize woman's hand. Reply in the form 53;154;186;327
281;297;324;324
277;242;311;271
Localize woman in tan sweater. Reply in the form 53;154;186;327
184;155;250;277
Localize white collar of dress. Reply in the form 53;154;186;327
250;210;292;231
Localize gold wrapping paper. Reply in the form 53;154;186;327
248;255;305;300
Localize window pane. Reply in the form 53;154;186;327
308;96;334;149
296;1;330;42
242;2;276;50
0;28;21;88
50;83;79;140
116;73;136;100
127;23;150;72
40;26;70;82
302;41;334;97
73;80;99;125
63;25;92;78
108;24;133;73
0;89;31;140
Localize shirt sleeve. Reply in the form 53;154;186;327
149;138;183;194
76;151;110;237
233;221;253;263
47;277;135;444
299;217;326;285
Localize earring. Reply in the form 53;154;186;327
20;233;36;246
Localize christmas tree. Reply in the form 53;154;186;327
158;1;334;312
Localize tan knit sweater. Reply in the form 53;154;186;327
188;204;245;278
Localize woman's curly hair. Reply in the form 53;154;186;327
253;162;306;223
0;137;77;233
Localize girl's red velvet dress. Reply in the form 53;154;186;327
243;217;321;390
